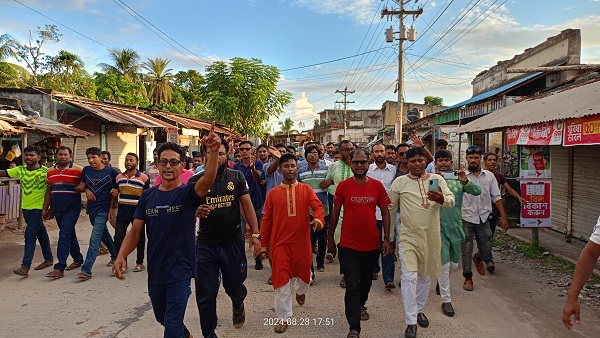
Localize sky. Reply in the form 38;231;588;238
2;0;600;133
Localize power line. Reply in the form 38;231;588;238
12;0;111;49
112;0;210;66
111;0;207;68
279;47;393;72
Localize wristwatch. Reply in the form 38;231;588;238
383;235;390;241
252;233;262;240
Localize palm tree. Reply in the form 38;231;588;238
0;34;17;61
52;50;84;83
278;117;298;137
98;47;141;82
142;57;174;105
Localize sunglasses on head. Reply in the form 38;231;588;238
466;146;481;155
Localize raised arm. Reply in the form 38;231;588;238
194;122;221;198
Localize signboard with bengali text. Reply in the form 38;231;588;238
506;121;563;146
563;114;600;146
520;181;552;227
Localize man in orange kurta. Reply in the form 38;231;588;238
260;153;325;334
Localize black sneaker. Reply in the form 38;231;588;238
317;264;325;272
255;259;263;270
232;302;245;328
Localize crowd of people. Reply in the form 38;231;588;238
1;125;595;338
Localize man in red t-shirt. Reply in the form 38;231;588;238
328;149;392;338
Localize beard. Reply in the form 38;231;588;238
217;161;228;175
467;164;480;173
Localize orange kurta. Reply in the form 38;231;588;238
260;181;325;289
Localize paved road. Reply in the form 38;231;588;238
0;215;598;338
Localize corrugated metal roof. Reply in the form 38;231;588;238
152;112;241;136
432;72;544;116
55;96;174;129
0;114;92;137
457;79;600;133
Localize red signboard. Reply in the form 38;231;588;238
564;114;600;146
520;181;552;228
506;121;563;146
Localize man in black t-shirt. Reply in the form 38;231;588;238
195;139;261;337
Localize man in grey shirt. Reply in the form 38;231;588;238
461;146;508;291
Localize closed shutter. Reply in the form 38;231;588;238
550;146;569;234
571;145;600;240
107;125;138;171
61;118;101;166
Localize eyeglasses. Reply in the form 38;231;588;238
239;147;252;151
307;152;319;156
466;146;481;155
397;151;405;156
343;147;355;152
158;159;182;167
351;160;368;166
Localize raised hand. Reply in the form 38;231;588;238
409;134;425;148
203;122;221;153
268;147;282;159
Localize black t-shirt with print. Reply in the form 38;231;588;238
192;168;249;246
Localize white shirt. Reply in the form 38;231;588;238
367;162;397;220
462;169;501;224
590;216;600;245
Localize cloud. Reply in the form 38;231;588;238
289;0;382;24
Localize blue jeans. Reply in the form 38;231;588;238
149;279;192;338
81;212;115;276
54;207;84;271
21;209;53;268
195;242;247;338
373;220;395;283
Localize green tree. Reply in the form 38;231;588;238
0;34;17;61
39;51;95;97
277;117;298;137
95;72;149;107
0;62;28;88
98;47;142;83
424;95;444;114
200;57;292;136
173;69;206;114
142;57;174;105
14;24;62;85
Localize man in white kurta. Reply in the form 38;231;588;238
388;147;454;338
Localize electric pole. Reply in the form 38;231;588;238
335;87;355;138
382;1;422;143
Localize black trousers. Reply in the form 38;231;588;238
339;246;379;333
114;219;145;264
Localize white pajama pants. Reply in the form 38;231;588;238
399;243;431;325
274;277;309;320
437;263;451;302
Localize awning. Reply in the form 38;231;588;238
0;114;92;137
432;72;544;116
457;79;600;133
152;112;240;137
55;95;174;129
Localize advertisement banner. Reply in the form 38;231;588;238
506;121;564;146
564;114;600;146
520;181;552;227
519;145;550;179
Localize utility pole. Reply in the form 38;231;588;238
335;87;355;138
382;1;422;143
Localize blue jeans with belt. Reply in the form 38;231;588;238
21;209;53;268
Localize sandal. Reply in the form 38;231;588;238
45;269;64;279
340;277;346;288
133;264;145;272
360;307;370;320
13;267;29;277
296;293;305;306
274;323;288;334
267;276;273;285
65;261;82;271
106;260;115;267
76;273;92;281
34;260;54;270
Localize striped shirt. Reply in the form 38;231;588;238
297;162;330;215
46;162;83;212
116;170;149;221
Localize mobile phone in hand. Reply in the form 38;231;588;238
429;178;439;191
441;172;458;180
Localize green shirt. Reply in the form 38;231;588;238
7;165;49;210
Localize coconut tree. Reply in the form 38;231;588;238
0;34;17;61
278;117;298;138
142;57;174;105
98;47;141;82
